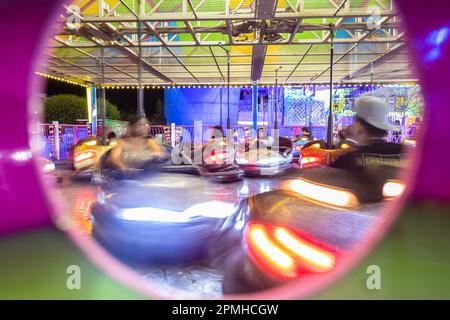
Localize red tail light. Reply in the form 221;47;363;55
208;151;229;164
300;156;321;166
245;222;337;279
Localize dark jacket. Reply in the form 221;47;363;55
332;140;405;170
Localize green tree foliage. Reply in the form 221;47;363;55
97;100;121;120
148;98;166;125
44;94;88;124
44;94;120;124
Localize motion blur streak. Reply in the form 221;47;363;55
74;151;95;163
288;179;359;208
248;225;295;272
383;181;406;198
274;228;335;272
118;201;236;222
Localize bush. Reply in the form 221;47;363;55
44;94;88;124
44;94;121;124
98;100;121;120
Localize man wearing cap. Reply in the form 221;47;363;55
332;96;403;169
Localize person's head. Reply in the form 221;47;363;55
258;127;266;139
127;116;149;138
107;131;117;140
210;125;223;140
302;127;310;136
351;96;397;145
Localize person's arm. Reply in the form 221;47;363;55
146;138;168;159
109;139;127;170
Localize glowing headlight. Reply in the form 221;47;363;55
288;179;359;208
236;157;249;165
256;156;280;166
74;151;96;163
43;162;55;173
84;140;97;146
383;181;405;198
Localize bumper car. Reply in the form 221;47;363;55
163;139;242;183
235;137;293;176
91;170;242;266
73;136;116;180
39;157;63;183
292;136;322;158
219;165;406;294
94;138;242;184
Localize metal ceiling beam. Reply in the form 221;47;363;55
184;21;200;45
341;40;407;81
50;34;404;49
145;21;199;82
288;18;303;44
78;25;173;83
186;0;199;20
53;37;138;81
58;21;401;36
311;16;392;81
209;47;226;82
285;44;314;82
115;0;173;83
226;20;234;45
255;0;279;19
46;53;118;83
61;51;407;59
251;44;267;82
79;10;397;22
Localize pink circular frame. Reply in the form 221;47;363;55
0;0;449;300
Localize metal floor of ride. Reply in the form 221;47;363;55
55;167;384;297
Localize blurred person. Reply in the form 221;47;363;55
332;96;404;170
336;125;358;147
108;116;168;172
392;120;402;143
107;131;117;145
301;127;311;138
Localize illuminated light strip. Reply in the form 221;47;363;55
35;72;88;88
93;83;419;89
84;140;97;146
288;179;359;208
248;225;295;272
275;228;335;272
74;151;95;162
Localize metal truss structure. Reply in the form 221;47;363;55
40;0;414;86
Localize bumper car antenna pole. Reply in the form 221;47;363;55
100;47;107;146
137;14;145;118
274;66;281;130
218;43;232;130
227;49;231;130
327;24;336;148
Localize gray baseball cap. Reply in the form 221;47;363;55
355;96;399;131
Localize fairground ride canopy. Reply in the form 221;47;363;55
40;0;414;87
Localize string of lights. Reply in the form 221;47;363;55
34;71;418;90
35;72;89;88
97;83;419;90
